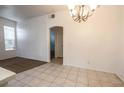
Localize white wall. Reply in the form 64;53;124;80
16;16;48;61
17;6;123;79
0;18;16;60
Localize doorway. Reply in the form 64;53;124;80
50;26;63;65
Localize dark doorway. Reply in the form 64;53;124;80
50;26;63;65
50;31;55;59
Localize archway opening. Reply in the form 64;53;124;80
49;26;63;65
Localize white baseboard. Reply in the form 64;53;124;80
16;55;48;62
63;63;115;74
116;73;124;82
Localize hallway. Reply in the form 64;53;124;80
51;58;63;65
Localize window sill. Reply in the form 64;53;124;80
5;49;16;51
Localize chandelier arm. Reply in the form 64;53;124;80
80;6;83;18
74;16;80;22
82;12;89;22
73;17;78;22
77;6;80;21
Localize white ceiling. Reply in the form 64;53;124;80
0;5;67;22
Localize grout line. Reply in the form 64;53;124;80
86;70;90;87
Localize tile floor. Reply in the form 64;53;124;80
4;63;124;87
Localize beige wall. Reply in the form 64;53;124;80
46;6;121;73
56;30;63;57
0;18;16;60
115;6;124;81
121;6;124;81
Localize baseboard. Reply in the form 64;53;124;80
16;56;49;63
63;63;115;74
116;73;124;82
0;56;17;60
56;57;63;59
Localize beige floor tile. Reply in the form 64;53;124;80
36;80;51;87
78;73;87;78
43;69;53;75
87;70;97;73
110;78;124;85
63;66;72;70
62;84;76;87
96;72;107;77
79;68;88;72
62;69;70;74
64;79;76;86
19;76;34;84
37;73;49;80
78;70;87;74
88;78;100;83
113;83;124;87
22;70;36;75
77;77;88;84
75;82;88;87
106;73;117;78
6;81;25;87
69;71;78;76
15;73;28;80
89;83;102;87
71;67;80;72
28;78;42;86
88;79;101;87
43;75;56;82
23;84;31;87
101;82;117;87
99;77;111;83
50;84;64;87
57;72;68;78
55;67;63;71
48;68;56;71
52;77;65;85
50;71;60;77
88;74;99;81
66;74;77;82
4;63;124;87
35;68;46;73
8;79;18;83
29;72;42;77
37;83;51;87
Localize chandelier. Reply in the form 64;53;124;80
68;5;98;23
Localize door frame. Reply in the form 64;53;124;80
49;26;64;63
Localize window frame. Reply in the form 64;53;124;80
3;25;16;51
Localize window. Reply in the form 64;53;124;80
4;26;16;51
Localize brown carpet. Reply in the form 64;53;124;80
0;57;47;73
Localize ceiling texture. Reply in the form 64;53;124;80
0;5;67;22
